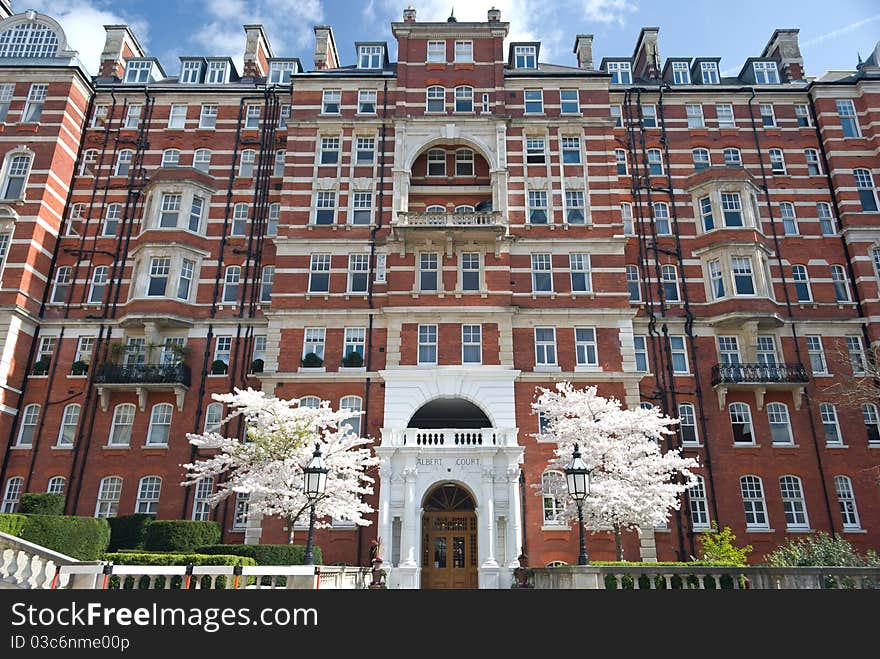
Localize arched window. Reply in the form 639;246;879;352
115;150;133;177
161;149;180;168
767;403;793;445
57;403;80;447
192;477;214;521
854;169;878;212
729;402;754;444
831;265;851;302
678;403;698;445
267;202;280;236
863;403;880;444
546;561;567;568
46;476;65;495
0;21;60;58
723;148;741;167
541;470;565;525
820;402;841;445
231;203;248;235
222;266;240;303
688;475;709;530
339;395;363;437
108;403;135;446
653;201;671;234
427;149;445;177
193;148;211;173
739;475;768;529
626;265;641;302
454;86;473;113
692;148;710;171
455;149;474;176
239;149;256;177
1;476;22;513
426;205;445;214
95;476;122;518
79;149;98;176
49;266;71;304
779;475;808;530
0;152;32;200
147;403;173;446
769;148;786;175
204;402;223;433
426;86;445;113
260;265;274;303
298;396;321;409
817;202;835;235
834;475;860;530
103;203;121;236
792;265;811;302
454;205;475;213
647;148;663;175
135;476;162;514
233;492;249;528
16;403;39;446
661;264;680;301
780;202;798;235
88;266;108;304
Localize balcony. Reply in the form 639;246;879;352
390;211;506;248
383;427;518;448
94;363;190;411
710;363;808;411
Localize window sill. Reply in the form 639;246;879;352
826;444;848;449
869;443;880;449
733;443;761;448
298;367;326;373
29;374;48;379
10;445;31;450
681;443;703;448
574;365;601;373
141;444;169;449
542;525;569;532
339;367;366;373
785;528;813;533
744;527;774;533
207;373;228;378
570;292;595;299
771;443;799;449
67;374;88;379
103;445;130;450
50;445;73;451
843;528;867;534
534;366;562;373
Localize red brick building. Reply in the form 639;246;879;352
0;6;878;588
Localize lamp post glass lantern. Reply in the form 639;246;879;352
565;443;591;565
303;443;328;565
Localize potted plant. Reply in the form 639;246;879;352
300;352;324;368
32;357;50;375
250;358;264;373
107;341;127;364
341;351;363;368
211;359;228;375
70;360;89;376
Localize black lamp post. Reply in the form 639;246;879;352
302;443;328;565
565;443;591;565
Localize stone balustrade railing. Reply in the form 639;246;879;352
383;428;518;448
525;565;880;590
395;211;503;228
0;531;98;590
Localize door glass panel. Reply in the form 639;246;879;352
453;536;465;568
434;536;447;568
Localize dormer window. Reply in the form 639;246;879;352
358;46;383;69
607;62;631;85
514;45;537;69
206;61;228;84
124;60;152;84
268;60;297;84
180;61;202;84
427;41;445;63
672;61;690;84
700;62;719;84
753;61;779;84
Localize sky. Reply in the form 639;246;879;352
28;0;880;77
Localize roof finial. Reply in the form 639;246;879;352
447;8;457;22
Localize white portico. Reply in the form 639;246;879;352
377;367;524;589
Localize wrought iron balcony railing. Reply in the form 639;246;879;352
394;211;503;228
711;363;809;387
94;363;191;387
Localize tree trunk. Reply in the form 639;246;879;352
614;525;624;561
287;516;296;545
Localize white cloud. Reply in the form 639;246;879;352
25;0;150;75
581;0;637;25
800;14;880;49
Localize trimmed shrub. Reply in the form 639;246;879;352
108;514;154;551
341;351;363;368
766;532;880;568
0;513;27;536
197;543;321;566
301;352;323;368
19;515;110;560
143;520;221;553
102;552;257;590
18;493;65;516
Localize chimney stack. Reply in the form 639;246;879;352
633;27;661;79
99;24;145;79
488;7;501;22
403;6;417;23
243;25;273;79
573;34;594;71
762;29;804;81
313;25;339;70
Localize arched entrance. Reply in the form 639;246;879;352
421;483;478;589
408;397;492;429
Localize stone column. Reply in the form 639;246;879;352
400;467;418;566
638;528;658;562
506;465;522;568
377;461;392;564
481;468;497;567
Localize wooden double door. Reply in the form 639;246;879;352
421;511;478;589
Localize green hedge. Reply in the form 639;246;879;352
197;543;322;566
18;515;110;560
143;520;221;552
108;514;154;551
0;513;27;536
18;493;65;516
102;552;257;590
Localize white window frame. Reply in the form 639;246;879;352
534;327;557;366
108;404;135;447
454;40;473;63
716;103;735;128
753;61;780;85
462;324;482;364
417;324;438;365
729;402;755;445
767;403;793;445
820;402;841;445
779;475;809;530
95;477;122;518
574;327;598;367
740;475;769;529
167;104;187;129
834;476;861;530
427;41;445;63
322;89;341;115
135;476;162;514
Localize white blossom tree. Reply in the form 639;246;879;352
533;382;699;560
183;388;379;544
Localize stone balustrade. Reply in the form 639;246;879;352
0;531;98;590
383;428;517;448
